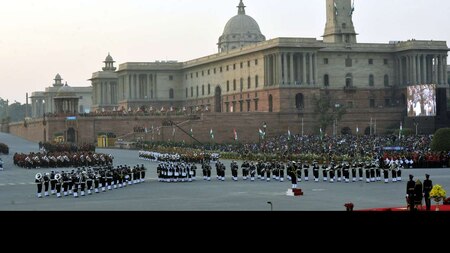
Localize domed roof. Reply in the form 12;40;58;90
222;1;262;37
55;84;78;98
55;73;62;80
218;1;265;52
223;13;262;37
105;53;114;62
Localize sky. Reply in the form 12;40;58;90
0;0;449;104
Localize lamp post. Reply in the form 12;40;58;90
414;122;419;136
267;201;273;211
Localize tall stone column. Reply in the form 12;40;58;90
277;53;282;86
309;53;313;85
289;53;295;85
302;53;307;85
444;56;448;85
399;57;403;86
439;55;445;85
413;55;416;84
314;53;318;85
282;53;288;85
433;55;438;84
297;54;302;84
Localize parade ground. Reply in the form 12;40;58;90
1;132;449;211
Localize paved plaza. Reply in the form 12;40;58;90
1;132;449;211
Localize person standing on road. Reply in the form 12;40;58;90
406;175;416;211
423;174;433;211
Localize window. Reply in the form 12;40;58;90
369;74;374;86
385;98;391;107
345;35;350;43
295;93;304;110
233;64;236;70
324;58;329;64
227;81;230;92
208;84;211;95
240;62;243;69
208;69;210;75
254;99;258;111
345;57;352;67
196;86;199;97
384;59;389;65
169;88;174;99
268;95;273;112
247;100;251;112
240;78;243;91
255;59;258;65
202;85;205;96
247;61;250;67
226;65;229;71
345;73;353;87
233;79;236;91
384;75;390;87
220;67;223;72
324;74;330;87
191;87;193;97
213;68;216;74
368;59;373;65
370;99;375;108
347;101;353;108
239;101;243;112
247;77;251;89
255;75;259;88
190;73;193;79
202;71;204;76
185;88;188;98
196;72;198;78
169;75;173;81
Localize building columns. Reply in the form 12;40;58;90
302;53;307;85
283;53;288;85
309;53;314;85
289;53;295;85
277;53;282;86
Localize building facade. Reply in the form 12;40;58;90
30;74;92;118
16;0;449;145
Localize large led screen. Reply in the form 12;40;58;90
407;84;436;117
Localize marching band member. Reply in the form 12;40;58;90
312;161;319;182
35;173;43;198
43;172;50;197
50;171;57;195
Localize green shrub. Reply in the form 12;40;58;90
431;128;450;152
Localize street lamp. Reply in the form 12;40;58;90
414;122;419;136
267;201;273;211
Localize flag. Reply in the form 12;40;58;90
172;127;176;137
320;128;323;140
356;125;359;134
210;129;214;140
349;0;355;16
145;127;148;133
259;128;265;140
287;129;292;141
233;129;238;141
190;128;194;137
399;122;403;139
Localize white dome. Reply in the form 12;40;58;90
218;1;265;52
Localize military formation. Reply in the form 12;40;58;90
34;165;146;198
15;151;113;169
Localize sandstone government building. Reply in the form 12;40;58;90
9;0;450;145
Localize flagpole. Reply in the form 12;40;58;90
301;117;304;136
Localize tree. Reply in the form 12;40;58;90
431;128;450;152
312;94;347;134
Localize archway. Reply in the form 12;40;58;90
295;93;304;110
268;94;273;112
215;86;222;113
67;127;76;143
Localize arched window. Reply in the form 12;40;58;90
268;94;273;112
185;88;188;98
233;79;236;91
384;75;390;87
227;81;230;92
215;86;222;113
345;73;353;87
324;74;330;87
191;87;193;97
295;93;304;110
369;74;374;86
255;75;259;88
196;86;199;97
169;88;174;99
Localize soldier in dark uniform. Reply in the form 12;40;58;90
62;171;70;196
303;163;310;181
231;161;239;181
43;172;50;197
383;167;390;183
322;164;328;182
312;161;319;182
290;164;298;189
295;161;302;182
50;171;56;195
423;174;433;211
351;163;357;182
279;162;285;182
35;173;43;198
190;163;197;180
343;163;350;183
55;173;62;198
406;175;416;211
86;170;94;194
72;172;79;198
358;162;364;181
249;162;256;181
80;171;87;196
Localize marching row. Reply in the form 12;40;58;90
34;165;146;198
